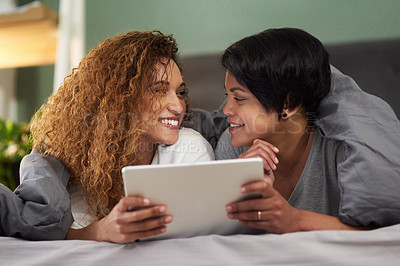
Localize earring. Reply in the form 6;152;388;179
282;112;287;118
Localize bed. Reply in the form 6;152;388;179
1;39;400;265
1;224;400;265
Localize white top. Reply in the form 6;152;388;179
69;127;215;229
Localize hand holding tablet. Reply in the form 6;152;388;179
122;158;264;240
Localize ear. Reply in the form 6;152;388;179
281;95;301;119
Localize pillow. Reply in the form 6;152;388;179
316;66;400;226
0;150;73;240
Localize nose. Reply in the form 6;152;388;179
223;97;234;117
166;92;184;115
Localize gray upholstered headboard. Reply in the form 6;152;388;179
326;39;400;117
180;39;400;118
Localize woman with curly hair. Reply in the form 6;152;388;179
27;31;214;243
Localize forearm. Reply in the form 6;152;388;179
66;221;102;241
297;209;370;231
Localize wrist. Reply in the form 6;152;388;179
93;219;104;242
296;209;315;232
296;209;357;231
65;219;104;241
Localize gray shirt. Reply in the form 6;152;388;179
216;128;344;217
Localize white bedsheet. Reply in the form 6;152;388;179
1;224;399;266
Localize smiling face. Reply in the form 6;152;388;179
142;59;187;145
223;71;281;147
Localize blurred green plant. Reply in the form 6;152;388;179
0;119;32;190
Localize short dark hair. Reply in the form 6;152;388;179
221;28;331;117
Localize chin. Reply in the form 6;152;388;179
160;134;179;145
230;137;251;148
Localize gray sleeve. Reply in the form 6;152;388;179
317;66;400;227
182;103;229;149
0;150;73;240
215;129;247;160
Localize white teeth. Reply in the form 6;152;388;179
161;119;179;126
230;123;244;127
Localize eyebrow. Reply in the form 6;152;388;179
224;86;246;93
223;83;245;91
153;81;186;88
153;81;169;85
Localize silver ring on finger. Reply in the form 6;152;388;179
257;210;262;221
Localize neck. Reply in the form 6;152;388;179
266;112;315;199
274;127;315;178
135;139;157;165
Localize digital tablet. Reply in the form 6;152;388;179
122;158;264;240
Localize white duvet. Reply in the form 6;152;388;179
1;224;399;266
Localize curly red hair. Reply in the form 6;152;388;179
30;31;178;218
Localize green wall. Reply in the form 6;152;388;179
16;0;400;121
16;65;54;121
86;0;400;56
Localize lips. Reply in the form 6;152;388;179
160;118;179;126
159;117;180;130
228;120;245;127
229;123;244;127
228;121;244;133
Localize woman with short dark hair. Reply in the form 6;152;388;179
218;28;372;233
